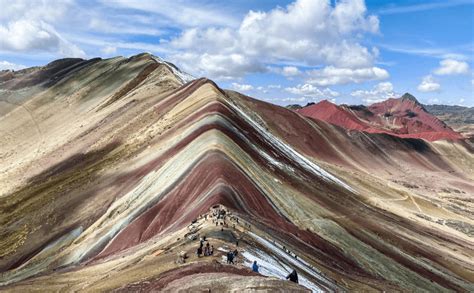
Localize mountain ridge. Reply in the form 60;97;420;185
0;54;473;292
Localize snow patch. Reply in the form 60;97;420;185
151;55;195;84
248;232;337;291
241;246;323;292
228;102;355;192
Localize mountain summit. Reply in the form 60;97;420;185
0;54;472;292
400;92;420;104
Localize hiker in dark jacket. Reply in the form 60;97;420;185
226;251;234;264
286;269;298;283
252;261;259;273
197;247;203;257
204;242;210;256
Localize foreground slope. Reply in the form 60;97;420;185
0;54;473;292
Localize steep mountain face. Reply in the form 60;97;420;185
0;54;473;292
297;94;463;141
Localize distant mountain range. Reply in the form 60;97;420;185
423;104;474;137
288;93;473;140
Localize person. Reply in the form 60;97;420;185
210;245;214;255
197;247;203;257
252;261;259;273
226;251;234;264
204;242;210;256
286;270;298;283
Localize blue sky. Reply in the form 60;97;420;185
0;0;472;106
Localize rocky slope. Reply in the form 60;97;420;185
0;54;473;292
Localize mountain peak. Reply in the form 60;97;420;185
401;93;420;104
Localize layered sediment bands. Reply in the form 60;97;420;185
1;55;473;292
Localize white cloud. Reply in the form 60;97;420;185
231;82;254;91
269;66;302;77
433;59;469;75
306;66;389;86
351;81;397;104
169;0;380;79
0;0;72;22
173;52;264;80
285;83;339;98
101;45;117;55
0;0;85;58
282;66;301;77
417;75;441;92
268;84;281;89
256;86;268;93
0;60;26;70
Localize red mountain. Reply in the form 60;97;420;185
297;100;370;131
297;93;463;141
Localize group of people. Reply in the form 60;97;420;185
226;249;238;264
196;237;214;257
198;207;300;285
211;207;228;227
251;261;299;284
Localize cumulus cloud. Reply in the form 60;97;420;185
173;52;265;80
0;0;85;58
0;0;72;22
285;84;339;99
231;82;254;91
0;20;85;57
169;0;380;79
0;60;26;70
351;82;397;104
417;75;441;92
433;59;469;75
306;66;389;86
